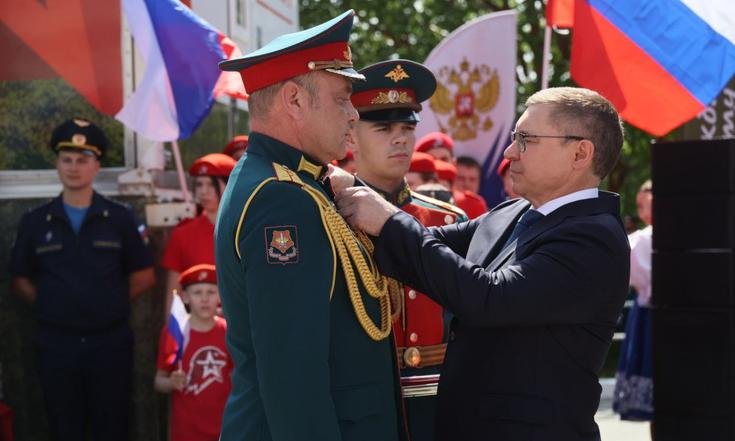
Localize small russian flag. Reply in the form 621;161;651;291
163;292;190;368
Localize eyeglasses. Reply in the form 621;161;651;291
510;130;585;153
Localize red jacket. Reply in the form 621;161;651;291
370;182;467;347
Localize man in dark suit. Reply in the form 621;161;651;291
335;87;630;441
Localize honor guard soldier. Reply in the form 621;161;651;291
348;59;467;441
215;10;407;441
8;118;155;441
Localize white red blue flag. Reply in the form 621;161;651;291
116;0;246;141
162;292;190;368
569;0;735;136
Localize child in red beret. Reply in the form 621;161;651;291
155;264;232;441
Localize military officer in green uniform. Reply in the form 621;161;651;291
215;10;406;441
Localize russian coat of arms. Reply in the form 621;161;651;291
429;57;500;141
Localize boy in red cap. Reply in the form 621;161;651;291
161;153;236;317
222;135;248;160
414;158;455;204
433;159;457;190
155;264;232;441
405;151;437;189
414;131;454;163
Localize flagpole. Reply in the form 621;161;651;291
541;25;552;90
171;140;192;203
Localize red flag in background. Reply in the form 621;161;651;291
0;0;123;115
546;0;575;28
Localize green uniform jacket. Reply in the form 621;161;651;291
215;132;405;441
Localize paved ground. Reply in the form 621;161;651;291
596;379;651;441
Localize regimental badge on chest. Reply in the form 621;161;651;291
264;225;299;265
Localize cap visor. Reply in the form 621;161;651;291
326;67;366;81
359;108;421;123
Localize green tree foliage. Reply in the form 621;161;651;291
177;102;250;168
300;0;652;218
0;78;124;170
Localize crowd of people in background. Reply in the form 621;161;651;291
6;114;655;441
6;12;656;441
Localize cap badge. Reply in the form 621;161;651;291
73;119;91;127
385;64;410;83
198;271;208;281
199;165;208;174
371;90;411;105
71;134;87;146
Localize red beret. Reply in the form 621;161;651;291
415;132;454;153
434;160;457;183
496;158;511;177
179;264;217;288
453;190;489;219
189;153;236;178
223;135;249;157
409;152;437;174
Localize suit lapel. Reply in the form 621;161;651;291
513;192;623;261
486;239;517;270
466;200;530;267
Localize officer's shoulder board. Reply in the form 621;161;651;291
410;191;467;219
234;162;310;260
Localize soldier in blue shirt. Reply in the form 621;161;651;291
9;118;155;441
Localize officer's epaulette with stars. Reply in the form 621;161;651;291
410;191;467;218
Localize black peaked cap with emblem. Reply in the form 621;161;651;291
50;118;108;159
351;59;437;123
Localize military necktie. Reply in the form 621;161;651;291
504;208;544;249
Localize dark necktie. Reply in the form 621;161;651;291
504;208;544;248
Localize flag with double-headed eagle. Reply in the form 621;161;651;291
416;10;517;208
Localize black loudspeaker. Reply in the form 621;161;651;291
653;194;735;251
653;251;734;307
652;138;735;196
651;139;735;440
652;308;735;440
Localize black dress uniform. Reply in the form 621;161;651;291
216;10;406;441
8;119;153;441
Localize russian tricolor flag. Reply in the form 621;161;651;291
569;0;735;136
117;0;246;142
162;292;190;368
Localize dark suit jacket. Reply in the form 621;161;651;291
373;192;630;441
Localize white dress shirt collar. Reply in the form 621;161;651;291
532;187;599;216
